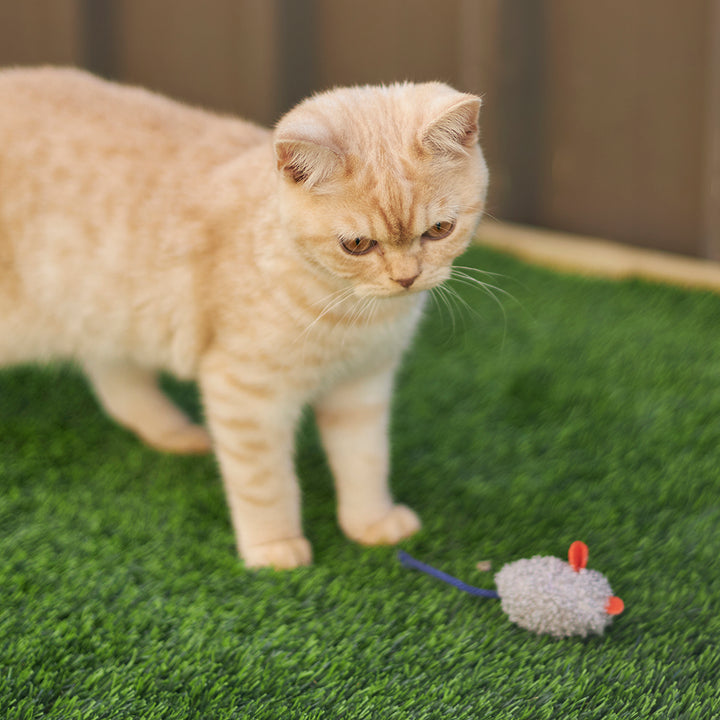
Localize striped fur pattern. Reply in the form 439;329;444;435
0;67;488;568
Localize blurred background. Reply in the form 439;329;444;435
1;0;718;259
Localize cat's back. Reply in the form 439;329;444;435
0;66;269;169
0;68;274;371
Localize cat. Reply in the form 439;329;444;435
0;67;488;569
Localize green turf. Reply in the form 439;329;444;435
2;245;720;719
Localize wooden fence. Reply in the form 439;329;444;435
1;0;718;258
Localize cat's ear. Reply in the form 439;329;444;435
274;131;342;188
421;95;481;155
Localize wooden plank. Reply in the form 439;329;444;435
539;0;708;256
0;0;81;66
703;0;720;260
476;221;720;293
81;0;118;78
314;0;460;88
276;0;317;115
456;0;504;220
115;0;281;124
493;0;546;224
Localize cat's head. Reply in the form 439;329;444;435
273;82;488;298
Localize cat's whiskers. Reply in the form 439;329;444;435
451;264;531;319
357;296;382;339
429;284;458;336
426;262;517;344
301;284;389;351
449;269;508;330
443;280;485;321
450;268;515;306
451;263;511;282
296;285;356;344
338;294;376;346
307;284;354;309
365;296;381;330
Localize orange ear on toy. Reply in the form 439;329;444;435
568;541;589;572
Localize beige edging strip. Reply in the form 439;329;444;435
475;221;720;293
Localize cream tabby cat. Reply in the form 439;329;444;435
0;67;488;568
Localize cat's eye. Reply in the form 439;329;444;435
422;220;456;240
340;236;377;255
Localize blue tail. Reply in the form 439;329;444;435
398;550;499;599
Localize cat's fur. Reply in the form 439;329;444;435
0;67;488;568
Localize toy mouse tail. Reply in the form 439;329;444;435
398;550;500;599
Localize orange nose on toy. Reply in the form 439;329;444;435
605;596;625;615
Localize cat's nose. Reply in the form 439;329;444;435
394;273;420;289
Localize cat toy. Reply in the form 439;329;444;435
399;541;624;637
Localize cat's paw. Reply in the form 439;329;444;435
143;423;212;455
347;504;422;546
243;537;313;570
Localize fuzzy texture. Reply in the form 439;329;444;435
0;67;488;568
494;555;616;637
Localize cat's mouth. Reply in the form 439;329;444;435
356;279;435;299
349;266;451;299
393;271;451;296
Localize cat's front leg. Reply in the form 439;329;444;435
315;366;421;546
199;350;310;569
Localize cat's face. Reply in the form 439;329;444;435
274;83;488;298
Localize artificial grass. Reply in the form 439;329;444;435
2;244;720;719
